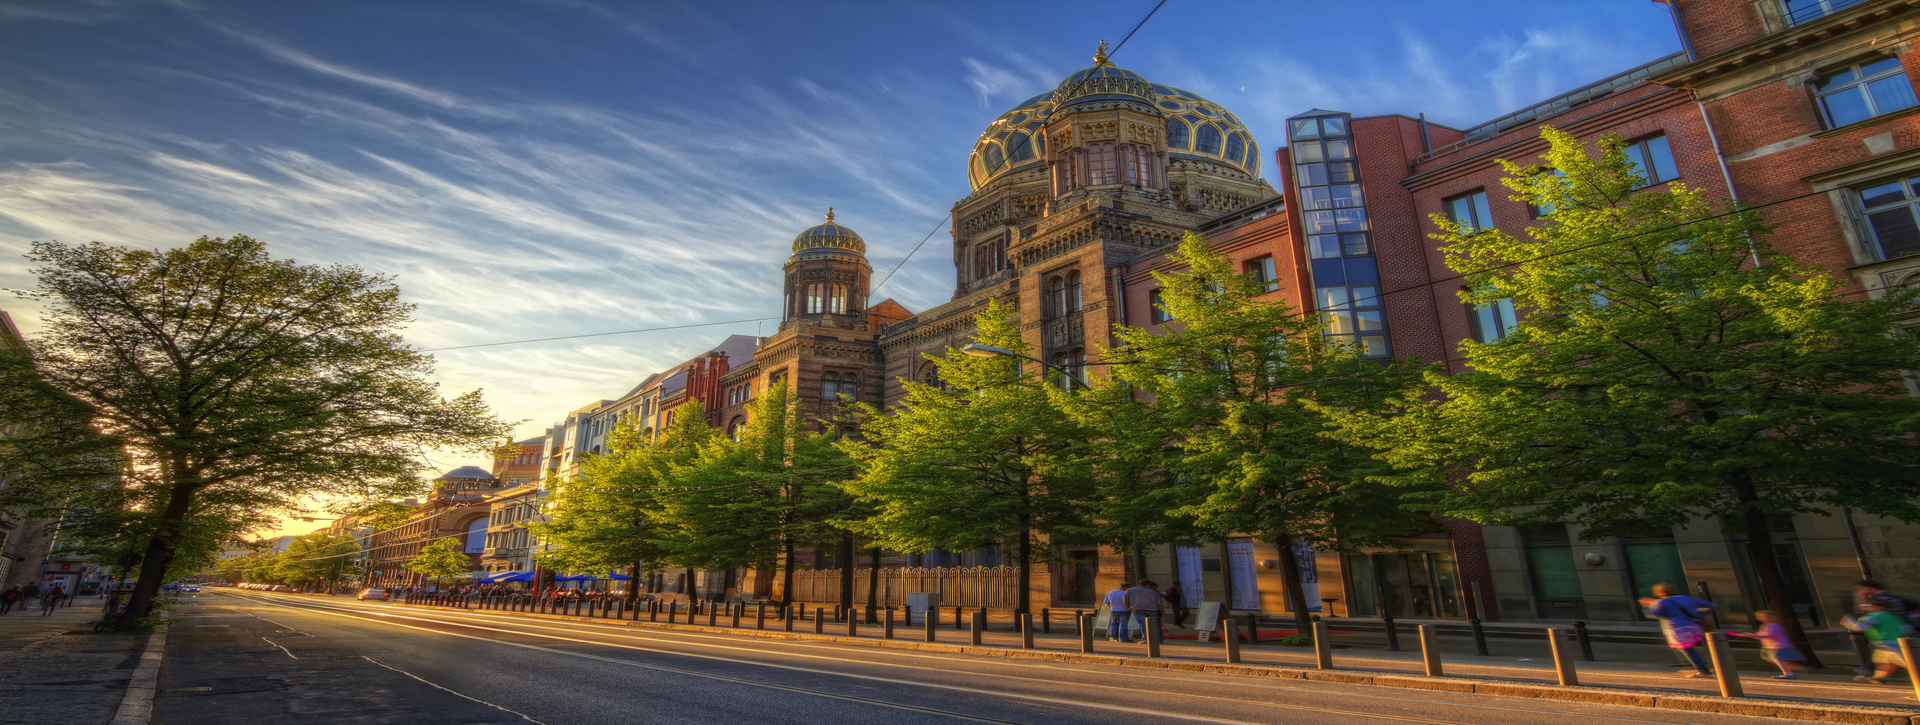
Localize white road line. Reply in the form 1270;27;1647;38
362;656;549;725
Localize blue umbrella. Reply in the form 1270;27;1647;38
492;571;535;583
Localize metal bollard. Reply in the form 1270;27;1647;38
925;609;937;642
708;604;717;627
902;605;912;628
1574;621;1595;661
650;600;658;621
867;605;877;625
784;605;795;632
1021;613;1034;649
1146;614;1163;657
1547;627;1579;686
814;607;825;634
1902;639;1920;703
1081;614;1095;653
1223;618;1242;664
970;610;985;645
1419;625;1442;676
954;606;964;630
1246;614;1261;646
1041;608;1051;634
1704;632;1743;697
1313;621;1334;669
756;603;765;629
1469;618;1489;656
884;607;895;639
848;610;858;637
1383;614;1400;651
668;602;678;624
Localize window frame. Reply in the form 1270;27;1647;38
1470;296;1521;344
1445;190;1495;233
1855;175;1920;260
1813;55;1918;129
1245;256;1278;293
1622;134;1681;187
1149;288;1173;324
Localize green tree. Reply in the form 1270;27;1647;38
407;537;472;587
1331;128;1920;661
274;531;361;592
1099;233;1431;631
15;235;509;625
843;299;1096;615
0;321;123;523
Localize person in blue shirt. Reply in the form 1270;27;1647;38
1640;583;1718;677
1103;582;1132;642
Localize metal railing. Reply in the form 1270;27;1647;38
783;565;1034;609
1412;52;1690;166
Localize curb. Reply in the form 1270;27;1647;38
110;622;168;725
386;601;1919;725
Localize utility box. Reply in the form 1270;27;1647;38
906;592;940;625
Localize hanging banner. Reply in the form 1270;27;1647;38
1295;538;1321;611
1176;547;1206;605
1227;539;1261;610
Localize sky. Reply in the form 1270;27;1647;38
0;1;1682;531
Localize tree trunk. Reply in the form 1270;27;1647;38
1734;476;1823;667
1275;531;1313;633
122;480;198;625
1017;522;1032;616
779;537;796;607
684;566;697;601
866;546;881;613
839;530;855;613
626;561;641;605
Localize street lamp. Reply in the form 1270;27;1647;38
959;343;1088;389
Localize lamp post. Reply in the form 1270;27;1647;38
960;343;1088;389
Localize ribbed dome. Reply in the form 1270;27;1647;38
790;208;866;258
968;44;1263;191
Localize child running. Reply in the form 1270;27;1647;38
1728;610;1806;679
1843;601;1915;685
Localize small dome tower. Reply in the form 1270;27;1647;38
782;208;872;329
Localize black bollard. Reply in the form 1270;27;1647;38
1041;608;1051;634
668;602;678;624
757;603;767;630
708;603;717;627
1147;614;1163;658
848;611;858;638
732;603;741;628
954;605;964;630
884;607;895;639
925;609;937;642
1021;613;1034;649
1574;621;1595;661
784;605;795;632
814;607;825;634
1470;617;1489;656
970;610;985;645
1080;613;1095;653
1383;614;1401;651
1246;614;1261;646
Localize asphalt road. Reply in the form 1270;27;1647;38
153;590;1825;725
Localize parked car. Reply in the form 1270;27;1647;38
181;585;200;593
356;588;390;601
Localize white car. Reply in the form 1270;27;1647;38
356;588;390;601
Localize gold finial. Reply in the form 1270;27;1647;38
1093;39;1110;65
826;207;835;222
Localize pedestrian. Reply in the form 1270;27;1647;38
0;585;20;615
1103;582;1132;642
20;582;39;611
40;584;66;616
1164;582;1188;629
1639;582;1717;678
1728;610;1806;679
1854;579;1920;632
1843;601;1915;685
1123;580;1165;643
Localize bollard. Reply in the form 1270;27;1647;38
884;607;895;639
925;609;937;642
1081;614;1095;653
1469;618;1489;657
1313;621;1334;669
1013;608;1024;634
1021;613;1034;649
1382;614;1400;651
757;603;767;630
930;605;940;629
1041;608;1051;634
1419;625;1442;676
954;606;964;630
668;602;678;624
1547;627;1579;686
730;603;740;628
814;607;825;634
1246;614;1261;646
1223;618;1242;664
903;605;912;628
1146;615;1163;658
1574;621;1595;661
784;605;796;631
1902;639;1920;703
848;611;858;638
1704;632;1743;698
707;604;717;627
650;600;659;622
970;610;985;646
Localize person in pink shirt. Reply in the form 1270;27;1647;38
1729;610;1806;679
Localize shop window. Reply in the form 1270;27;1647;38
1623;134;1680;186
1815;56;1917;128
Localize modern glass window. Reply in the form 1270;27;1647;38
1318;283;1387;356
1292;111;1387;357
1150;289;1173;324
1815;56;1917;128
1167;119;1190;149
1857;176;1920;259
1246;256;1277;292
1196;124;1223;155
1622;134;1680;186
1471;297;1519;343
1446;190;1495;233
1530;168;1567;218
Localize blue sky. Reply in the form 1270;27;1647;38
0;0;1681;471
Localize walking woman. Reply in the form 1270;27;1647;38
1641;583;1718;678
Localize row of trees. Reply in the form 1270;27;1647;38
210;531;362;591
537;131;1920;667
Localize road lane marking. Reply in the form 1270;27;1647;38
253;594;1710;725
236;593;1472;725
362;656;549;724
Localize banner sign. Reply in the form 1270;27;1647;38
1176;547;1205;606
1228;539;1260;610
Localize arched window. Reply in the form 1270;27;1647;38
1197;124;1223;155
1047;275;1066;319
821;372;840;400
1246;142;1260;175
830;283;848;314
1225;133;1245;165
726;416;745;441
918;361;945;390
1067;270;1083;311
1088;142;1116;185
1007;133;1035;163
1167;119;1190;149
805;283;824;314
838;374;858;401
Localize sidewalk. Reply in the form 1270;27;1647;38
397;596;1920;721
0;597;146;725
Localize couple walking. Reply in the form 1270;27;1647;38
1102;580;1166;643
